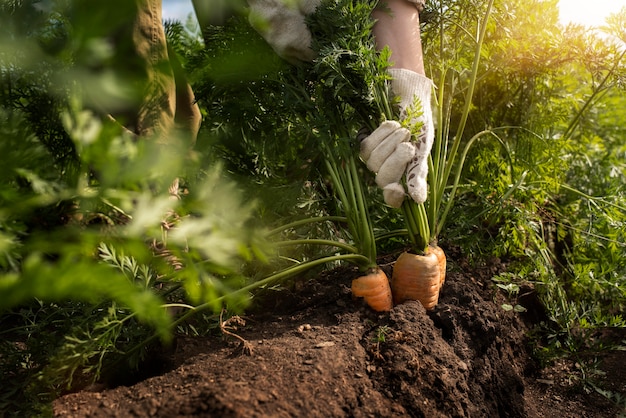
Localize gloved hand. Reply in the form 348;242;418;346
247;0;321;64
360;69;434;207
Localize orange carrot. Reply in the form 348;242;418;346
391;248;444;310
351;268;393;312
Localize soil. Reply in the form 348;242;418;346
53;250;625;418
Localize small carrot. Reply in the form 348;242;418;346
391;247;445;310
351;268;393;312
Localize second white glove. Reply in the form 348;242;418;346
247;0;322;64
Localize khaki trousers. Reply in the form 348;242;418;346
98;0;201;145
134;0;200;144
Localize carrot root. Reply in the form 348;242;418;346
351;268;393;312
391;246;446;310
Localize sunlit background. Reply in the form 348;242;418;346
162;0;194;23
557;0;624;27
161;0;624;27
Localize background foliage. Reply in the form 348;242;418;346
0;0;624;415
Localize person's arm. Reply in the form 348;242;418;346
361;0;435;206
372;0;425;74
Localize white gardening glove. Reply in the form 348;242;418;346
392;68;435;205
360;69;434;207
247;0;322;64
360;120;415;208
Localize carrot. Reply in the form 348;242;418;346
391;246;445;310
351;268;393;312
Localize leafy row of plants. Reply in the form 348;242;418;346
419;4;626;396
0;2;276;414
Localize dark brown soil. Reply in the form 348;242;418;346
53;252;625;417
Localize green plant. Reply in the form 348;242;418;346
0;4;280;412
0;97;275;409
375;324;391;343
492;273;528;313
420;0;625;332
306;0;390;272
399;0;498;253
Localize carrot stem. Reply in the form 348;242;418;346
266;216;348;237
323;144;378;271
273;238;359;255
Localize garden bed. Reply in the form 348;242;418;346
53;252;624;417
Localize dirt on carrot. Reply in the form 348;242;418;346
53;250;625;418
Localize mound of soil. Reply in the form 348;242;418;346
53;253;624;417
